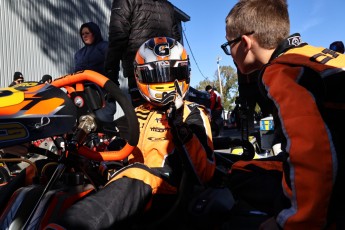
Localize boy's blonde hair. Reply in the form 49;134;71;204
226;0;290;49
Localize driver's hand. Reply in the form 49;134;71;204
166;80;193;144
167;80;184;124
173;80;183;111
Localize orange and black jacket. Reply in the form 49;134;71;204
109;100;216;193
259;33;345;229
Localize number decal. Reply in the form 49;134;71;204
0;88;24;107
310;49;339;64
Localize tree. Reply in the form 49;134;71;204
196;65;238;111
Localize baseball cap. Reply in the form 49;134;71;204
41;74;52;83
13;72;24;81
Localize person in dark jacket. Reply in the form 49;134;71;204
75;22;116;123
104;0;181;107
74;22;108;75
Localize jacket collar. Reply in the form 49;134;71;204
269;33;308;62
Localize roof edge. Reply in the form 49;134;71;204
174;6;190;22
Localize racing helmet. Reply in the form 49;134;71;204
134;37;190;107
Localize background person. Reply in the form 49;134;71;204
75;21;116;123
205;85;223;136
8;71;24;87
223;0;345;229
47;37;215;229
38;74;52;84
74;22;108;75
104;0;181;107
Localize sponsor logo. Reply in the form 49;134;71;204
13;82;38;88
147;137;168;141
150;127;170;132
287;36;302;46
154;43;170;56
155;117;169;123
0;122;28;141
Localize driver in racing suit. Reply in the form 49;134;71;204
46;37;215;229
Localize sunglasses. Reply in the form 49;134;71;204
16;79;24;83
221;31;255;55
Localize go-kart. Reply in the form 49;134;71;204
0;71;271;230
0;70;139;229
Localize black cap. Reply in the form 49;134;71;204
13;72;24;81
41;74;52;83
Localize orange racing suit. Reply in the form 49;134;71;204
109;100;216;193
259;34;345;229
48;100;215;229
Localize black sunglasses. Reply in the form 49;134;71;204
221;31;255;55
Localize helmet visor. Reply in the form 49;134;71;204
136;60;189;84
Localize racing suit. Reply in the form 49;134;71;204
48;101;215;229
257;34;345;229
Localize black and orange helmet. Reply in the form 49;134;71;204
134;37;190;107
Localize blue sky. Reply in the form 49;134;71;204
170;0;344;87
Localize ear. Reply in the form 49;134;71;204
241;35;253;52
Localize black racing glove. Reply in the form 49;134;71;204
167;80;193;144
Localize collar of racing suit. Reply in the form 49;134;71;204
268;33;308;62
257;33;309;94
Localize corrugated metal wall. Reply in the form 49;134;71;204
0;0;131;118
0;0;117;87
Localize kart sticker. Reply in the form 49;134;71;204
0;88;24;107
0;122;28;141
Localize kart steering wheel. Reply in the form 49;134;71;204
51;70;139;161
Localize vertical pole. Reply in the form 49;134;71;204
217;56;223;97
217;57;225;119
